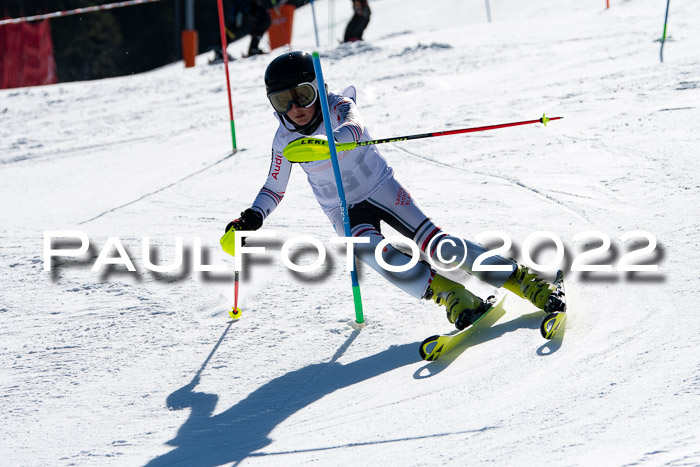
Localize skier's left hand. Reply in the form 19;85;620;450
283;136;330;163
283;135;359;163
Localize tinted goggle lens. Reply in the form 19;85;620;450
268;83;317;114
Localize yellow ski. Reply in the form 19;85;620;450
540;270;567;339
419;295;506;361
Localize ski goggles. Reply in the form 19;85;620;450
267;82;318;114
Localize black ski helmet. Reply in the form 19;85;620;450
264;51;323;134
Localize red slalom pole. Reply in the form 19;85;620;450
216;0;238;153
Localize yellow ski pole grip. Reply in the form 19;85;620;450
220;228;237;256
283;137;357;162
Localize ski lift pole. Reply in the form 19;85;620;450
216;0;238;153
311;52;365;326
660;0;671;63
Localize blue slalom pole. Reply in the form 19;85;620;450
311;51;365;325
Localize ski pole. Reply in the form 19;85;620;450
220;229;242;320
312;52;365;327
660;0;671;63
284;114;562;163
230;270;242;320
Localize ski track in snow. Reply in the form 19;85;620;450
387;143;592;224
2;0;700;465
78;150;237;225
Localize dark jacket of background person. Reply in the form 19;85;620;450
344;0;370;42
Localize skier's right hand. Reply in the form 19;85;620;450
225;208;263;234
221;209;263;254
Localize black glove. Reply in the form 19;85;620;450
225;208;263;234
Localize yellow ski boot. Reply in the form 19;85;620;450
503;264;565;313
425;274;493;330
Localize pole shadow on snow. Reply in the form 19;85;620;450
147;326;424;467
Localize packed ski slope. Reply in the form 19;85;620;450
1;0;699;465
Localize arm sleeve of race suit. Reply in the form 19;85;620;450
330;94;365;144
251;147;292;220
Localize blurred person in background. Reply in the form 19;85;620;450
343;0;371;42
212;0;272;62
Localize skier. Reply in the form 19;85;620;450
225;51;565;330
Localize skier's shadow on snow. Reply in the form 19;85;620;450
147;327;421;467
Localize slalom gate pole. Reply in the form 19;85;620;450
309;0;321;47
485;0;492;22
660;0;671;63
216;0;238;153
0;0;166;26
311;52;365;326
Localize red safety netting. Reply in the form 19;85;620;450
0;18;57;89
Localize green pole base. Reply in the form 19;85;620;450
230;120;237;151
352;285;364;324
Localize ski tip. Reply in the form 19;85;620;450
540;312;566;339
229;307;242;320
419;335;441;361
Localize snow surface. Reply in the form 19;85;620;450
2;0;699;465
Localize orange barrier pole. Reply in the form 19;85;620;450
181;30;198;68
